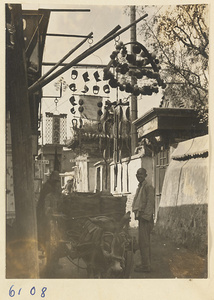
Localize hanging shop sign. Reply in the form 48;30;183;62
45;112;67;145
103;40;166;96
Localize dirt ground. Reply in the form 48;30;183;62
131;229;207;279
39;228;208;279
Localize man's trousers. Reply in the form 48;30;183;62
138;218;154;269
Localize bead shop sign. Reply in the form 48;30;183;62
103;40;166;96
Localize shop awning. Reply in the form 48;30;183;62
171;135;208;159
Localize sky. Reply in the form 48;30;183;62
22;4;163;141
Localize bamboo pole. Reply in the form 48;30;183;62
36;32;93;84
28;14;148;94
30;25;121;92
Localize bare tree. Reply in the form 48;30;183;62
129;4;209;122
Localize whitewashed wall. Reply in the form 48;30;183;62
110;154;153;227
75;155;89;192
156;135;208;255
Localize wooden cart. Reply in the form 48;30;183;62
45;192;134;278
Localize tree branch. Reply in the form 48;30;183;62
182;6;202;38
173;26;194;48
197;16;209;45
173;28;208;59
178;68;208;92
144;21;207;103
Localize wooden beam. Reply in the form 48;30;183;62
29;25;121;93
36;32;93;85
46;33;92;38
28;15;148;94
42;62;107;68
23;9;91;13
48;9;90;12
42;63;153;69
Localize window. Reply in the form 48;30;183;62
154;148;169;220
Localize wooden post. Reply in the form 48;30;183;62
130;5;138;155
6;4;39;278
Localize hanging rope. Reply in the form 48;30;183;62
54;98;60;114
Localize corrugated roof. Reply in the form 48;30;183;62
171;135;208;159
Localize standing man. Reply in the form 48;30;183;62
132;168;155;272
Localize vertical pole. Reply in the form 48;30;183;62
41;114;45;181
6;4;39;278
130;5;138;155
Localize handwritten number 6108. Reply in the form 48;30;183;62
9;285;47;297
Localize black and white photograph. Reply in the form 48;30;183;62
2;0;214;299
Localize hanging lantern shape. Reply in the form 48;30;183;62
82;71;90;82
69;96;77;114
93;85;100;94
97;100;103;118
125;106;130;121
70;107;76;114
79;118;83;129
71;69;78;80
69;83;77;92
69;96;77;106
81;85;89;94
97;101;103;108
132;44;141;54
78;106;84;113
109;78;118;89
103;84;110;94
93;70;101;82
97;109;103;117
72;118;77;129
78;98;84;113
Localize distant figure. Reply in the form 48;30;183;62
132;168;155;273
37;170;61;249
62;179;74;195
